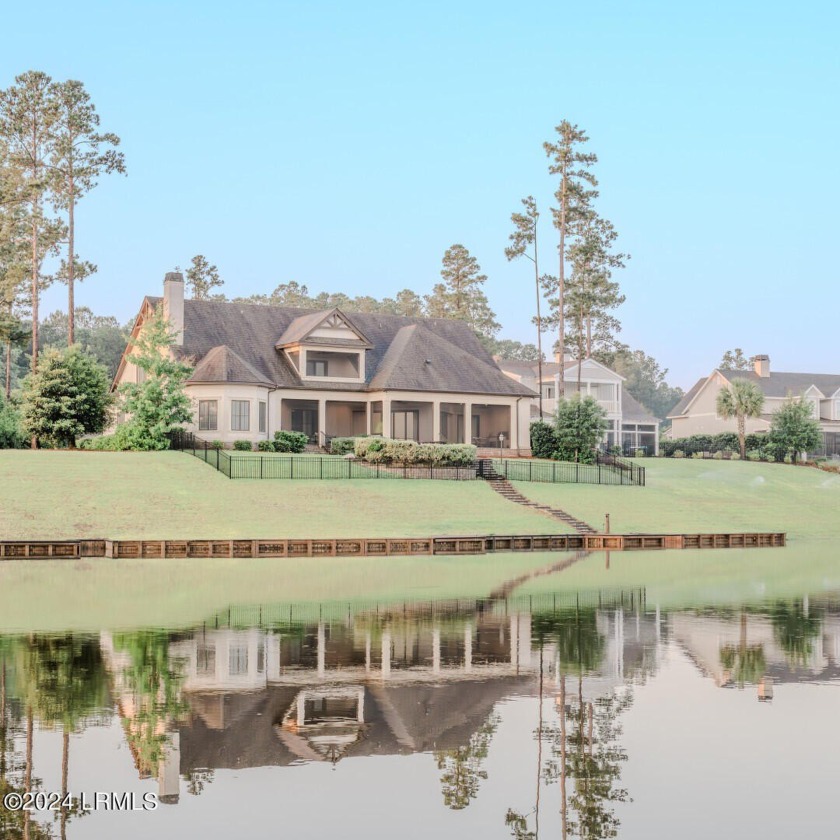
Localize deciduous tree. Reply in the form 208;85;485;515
719;348;754;370
554;394;608;463
767;396;822;463
118;310;193;450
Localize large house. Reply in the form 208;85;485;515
667;355;840;455
113;273;536;454
497;355;661;455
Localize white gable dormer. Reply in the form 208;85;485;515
276;308;372;383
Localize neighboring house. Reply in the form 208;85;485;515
496;354;660;455
667;355;840;455
112;273;536;454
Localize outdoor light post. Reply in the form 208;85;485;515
498;432;505;452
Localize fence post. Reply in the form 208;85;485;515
260;456;263;479
530;461;533;481
576;462;579;483
290;458;294;479
216;448;219;471
598;462;601;484
320;458;323;479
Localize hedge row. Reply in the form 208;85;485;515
660;433;747;457
353;437;476;466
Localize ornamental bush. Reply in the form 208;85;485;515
210;440;225;450
257;440;275;452
233;440;253;451
274;430;308;453
330;436;357;455
352;437;476;465
553;395;608;464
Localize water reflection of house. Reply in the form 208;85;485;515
100;601;665;803
670;608;840;699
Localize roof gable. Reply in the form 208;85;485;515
275;308;372;348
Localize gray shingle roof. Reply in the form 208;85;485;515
147;297;534;397
718;368;840;399
189;345;274;386
668;369;840;418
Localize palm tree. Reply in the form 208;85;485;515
716;379;764;459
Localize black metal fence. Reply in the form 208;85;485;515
168;430;478;480
484;454;645;486
169;431;644;485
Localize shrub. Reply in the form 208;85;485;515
21;346;112;448
691;451;704;459
210;440;225;450
634;448;645;458
233;440;253;451
730;452;741;460
530;421;558;459
257;440;275;452
78;423;140;451
330;436;357;455
673;449;685;458
0;397;24;449
712;450;723;460
274;430;308;453
353;436;476;466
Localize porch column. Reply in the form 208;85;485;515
275;396;282;434
318;398;327;445
381;631;391;679
432;399;441;442
464;622;473;673
317;621;325;678
366;401;372;436
382;396;392;438
463;401;472;444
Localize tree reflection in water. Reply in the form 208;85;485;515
771;600;822;667
514;607;633;839
436;713;500;810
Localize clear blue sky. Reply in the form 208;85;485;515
4;0;838;388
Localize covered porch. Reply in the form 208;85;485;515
277;395;517;448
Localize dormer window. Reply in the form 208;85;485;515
307;359;328;377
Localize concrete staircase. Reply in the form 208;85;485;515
479;461;598;535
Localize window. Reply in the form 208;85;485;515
135;365;146;384
542;384;555;399
259;401;267;433
229;644;248;676
198;400;218;431
391;410;419;441
231;400;250;431
306;359;328;376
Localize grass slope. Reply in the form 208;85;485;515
0;450;566;540
513;458;840;541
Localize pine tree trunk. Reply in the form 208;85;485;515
558;179;566;399
560;673;567;840
4;340;10;399
68;186;75;346
534;223;543;419
586;316;592;358
24;706;33;840
61;728;69;840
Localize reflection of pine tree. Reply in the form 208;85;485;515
435;713;500;810
543;682;632;839
185;768;215;796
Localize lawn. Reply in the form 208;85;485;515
512;457;840;541
0;450;567;540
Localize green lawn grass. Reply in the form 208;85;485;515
512;457;840;541
0;450;567;540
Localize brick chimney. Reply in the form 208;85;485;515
753;354;770;378
163;271;184;346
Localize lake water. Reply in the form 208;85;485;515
0;548;838;839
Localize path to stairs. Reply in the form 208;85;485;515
480;462;598;535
